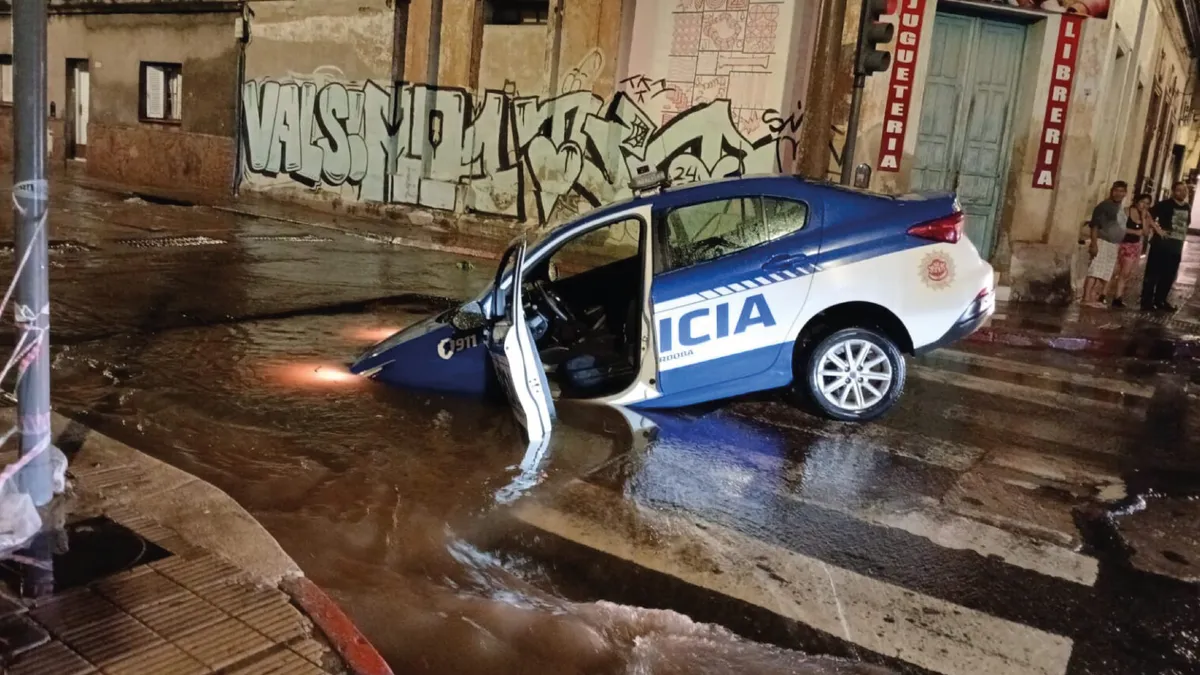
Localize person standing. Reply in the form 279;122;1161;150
1141;181;1191;312
1083;181;1128;308
1109;193;1153;307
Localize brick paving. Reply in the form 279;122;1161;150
0;409;380;675
1;513;343;674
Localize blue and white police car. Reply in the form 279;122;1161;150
352;171;995;440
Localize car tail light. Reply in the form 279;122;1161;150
908;212;964;244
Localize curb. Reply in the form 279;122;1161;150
283;576;395;675
967;326;1200;359
211;204;507;262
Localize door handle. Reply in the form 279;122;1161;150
762;253;806;273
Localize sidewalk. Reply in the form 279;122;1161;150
0;409;392;675
970;234;1200;359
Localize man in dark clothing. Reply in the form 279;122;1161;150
1141;181;1191;311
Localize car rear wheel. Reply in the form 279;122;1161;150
803;327;905;422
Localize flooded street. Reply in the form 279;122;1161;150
4;184;1198;674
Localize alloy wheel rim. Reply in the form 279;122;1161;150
815;338;893;412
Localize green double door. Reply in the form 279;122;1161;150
911;13;1026;259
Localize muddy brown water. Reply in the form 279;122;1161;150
44;304;889;675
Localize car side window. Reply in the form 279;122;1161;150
546;218;641;282
661;197;770;273
763;197;809;240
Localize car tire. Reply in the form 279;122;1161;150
802;326;906;422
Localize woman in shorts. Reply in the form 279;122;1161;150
1110;193;1153;308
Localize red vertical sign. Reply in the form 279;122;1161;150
877;0;927;173
1032;15;1084;189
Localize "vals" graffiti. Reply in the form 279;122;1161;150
241;70;801;224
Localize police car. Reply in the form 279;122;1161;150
351;171;995;440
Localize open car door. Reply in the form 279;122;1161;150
487;240;556;441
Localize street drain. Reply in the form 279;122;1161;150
239;234;334;243
0;516;171;596
116;235;228;248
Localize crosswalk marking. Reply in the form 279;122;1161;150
863;507;1098;587
910;364;1144;416
731;401;985;471
929;349;1155;399
939;404;1133;457
508;345;1172;675
613;419;1100;586
515;481;1076;675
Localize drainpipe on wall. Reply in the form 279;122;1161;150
231;2;251;198
545;0;565;96
797;0;848;180
421;0;444;182
1113;0;1150;182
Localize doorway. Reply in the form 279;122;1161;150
910;13;1026;259
66;59;89;161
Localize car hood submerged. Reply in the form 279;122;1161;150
350;302;498;397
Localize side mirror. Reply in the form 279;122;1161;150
451;308;486;331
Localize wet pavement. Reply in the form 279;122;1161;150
2;182;1198;674
973;239;1200;359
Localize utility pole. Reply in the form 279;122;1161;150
12;0;54;507
797;0;848;180
841;0;895;185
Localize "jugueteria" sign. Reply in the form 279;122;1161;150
1032;15;1084;190
877;0;927;172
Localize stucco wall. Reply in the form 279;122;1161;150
239;0;808;229
624;0;805;148
0;11;238;192
244;0;393;82
478;24;548;95
84;12;238;193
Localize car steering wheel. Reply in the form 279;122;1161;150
692;236;736;256
532;280;577;324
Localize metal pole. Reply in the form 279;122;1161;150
841;75;866;185
232;3;249;198
13;0;54;507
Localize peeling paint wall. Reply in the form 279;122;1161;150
478;25;548;95
624;0;807;159
239;0;805;228
0;10;239;193
244;0;394;83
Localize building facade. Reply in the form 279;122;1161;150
0;0;243;194
237;0;812;228
0;0;1196;302
831;0;1199;302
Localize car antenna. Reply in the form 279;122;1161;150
629;166;670;197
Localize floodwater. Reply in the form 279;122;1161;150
46;300;888;675
7;184;1198;674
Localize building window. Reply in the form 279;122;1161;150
486;0;549;25
139;62;182;123
0;55;12;105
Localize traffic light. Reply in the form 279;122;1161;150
855;0;895;77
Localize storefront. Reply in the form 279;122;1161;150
847;0;1193;303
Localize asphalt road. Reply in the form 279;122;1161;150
4;182;1197;675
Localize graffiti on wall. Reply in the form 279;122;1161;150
241;69;801;224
